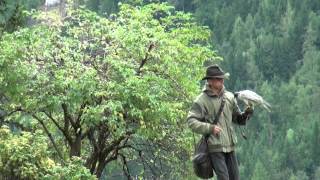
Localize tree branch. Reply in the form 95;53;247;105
42;111;63;132
62;103;76;128
139;149;157;177
31;114;65;164
87;128;98;151
102;131;134;155
6;107;23;116
136;43;155;75
102;131;134;168
42;111;73;145
76;101;87;126
119;153;131;180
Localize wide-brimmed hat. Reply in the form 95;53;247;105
202;64;229;80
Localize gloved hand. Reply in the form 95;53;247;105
244;106;254;115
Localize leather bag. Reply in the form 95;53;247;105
192;136;213;179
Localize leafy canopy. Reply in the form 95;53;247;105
0;2;219;178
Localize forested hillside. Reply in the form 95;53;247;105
1;0;319;179
188;1;320;179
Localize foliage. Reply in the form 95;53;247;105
0;126;52;179
43;157;96;180
0;2;218;178
0;126;95;179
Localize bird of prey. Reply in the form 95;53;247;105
234;90;271;112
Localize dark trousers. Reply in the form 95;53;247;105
209;151;240;180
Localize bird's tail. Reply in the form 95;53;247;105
262;100;272;112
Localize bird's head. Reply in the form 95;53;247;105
234;92;239;98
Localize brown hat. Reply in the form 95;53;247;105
202;64;229;80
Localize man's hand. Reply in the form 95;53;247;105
212;125;222;135
244;106;254;115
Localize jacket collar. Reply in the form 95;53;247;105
203;83;225;97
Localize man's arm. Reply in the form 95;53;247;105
187;102;214;135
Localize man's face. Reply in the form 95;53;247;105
208;78;224;90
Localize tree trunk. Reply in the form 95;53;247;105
85;150;99;174
70;134;81;157
95;159;107;178
59;0;66;17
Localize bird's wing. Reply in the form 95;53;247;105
242;90;263;101
239;90;263;104
238;90;272;112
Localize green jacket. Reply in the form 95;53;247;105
187;84;248;153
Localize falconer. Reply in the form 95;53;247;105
187;64;253;180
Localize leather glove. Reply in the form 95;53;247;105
244;106;254;115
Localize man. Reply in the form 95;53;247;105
187;64;253;180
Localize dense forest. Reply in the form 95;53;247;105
0;0;319;179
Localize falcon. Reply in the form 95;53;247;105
234;90;271;112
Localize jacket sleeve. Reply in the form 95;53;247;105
232;97;251;125
187;102;213;135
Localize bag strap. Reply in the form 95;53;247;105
204;95;225;139
212;96;225;125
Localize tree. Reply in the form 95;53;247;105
0;0;24;32
0;0;43;32
0;2;218;178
